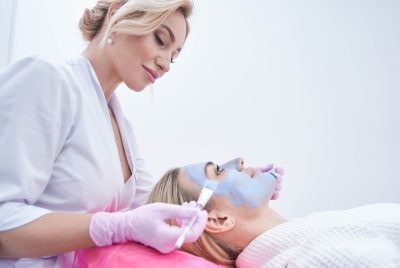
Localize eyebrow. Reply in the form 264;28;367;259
160;24;182;53
204;161;214;177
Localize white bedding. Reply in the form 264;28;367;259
236;203;400;268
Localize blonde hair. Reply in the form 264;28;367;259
147;168;241;267
79;0;193;44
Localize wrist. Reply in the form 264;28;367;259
89;211;125;246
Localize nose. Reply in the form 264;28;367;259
155;54;170;74
221;157;244;171
242;167;257;178
237;157;245;171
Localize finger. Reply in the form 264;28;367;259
260;163;274;173
152;226;183;253
271;192;279;200
179;201;200;226
176;218;184;227
184;210;208;243
154;203;199;219
275;184;282;191
275;167;285;175
181;201;197;208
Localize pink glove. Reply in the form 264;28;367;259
176;201;203;227
89;202;207;253
256;164;284;200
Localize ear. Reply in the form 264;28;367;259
205;210;236;234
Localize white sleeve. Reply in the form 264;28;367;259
0;57;74;231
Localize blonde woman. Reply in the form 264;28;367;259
148;157;400;267
0;1;208;267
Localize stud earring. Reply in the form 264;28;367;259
106;37;113;45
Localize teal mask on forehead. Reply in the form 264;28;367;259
184;158;277;208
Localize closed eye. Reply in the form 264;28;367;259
216;165;225;175
155;33;165;47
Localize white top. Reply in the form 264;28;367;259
236;203;400;268
0;56;156;267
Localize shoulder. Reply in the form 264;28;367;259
0;56;82;118
2;56;84;98
1;56;82;84
1;56;60;75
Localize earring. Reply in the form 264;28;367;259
106;37;113;45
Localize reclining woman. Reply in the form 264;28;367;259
147;157;400;267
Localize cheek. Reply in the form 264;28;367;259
116;59;143;89
133;35;158;63
215;171;274;208
110;49;144;90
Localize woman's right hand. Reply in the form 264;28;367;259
89;202;207;254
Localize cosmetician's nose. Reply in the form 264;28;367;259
155;54;170;74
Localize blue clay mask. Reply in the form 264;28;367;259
184;158;277;208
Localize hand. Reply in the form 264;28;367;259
176;201;203;227
256;164;284;200
89;202;207;253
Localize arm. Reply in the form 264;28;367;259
0;203;208;258
0;58;96;258
0;213;94;258
0;59;207;257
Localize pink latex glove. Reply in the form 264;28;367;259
89;202;207;254
176;201;203;228
256;164;284;200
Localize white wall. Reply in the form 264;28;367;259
0;0;17;67
3;0;95;63
2;0;399;218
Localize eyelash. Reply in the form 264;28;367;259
216;165;224;175
155;33;165;47
155;33;175;64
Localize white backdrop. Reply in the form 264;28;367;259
1;0;399;218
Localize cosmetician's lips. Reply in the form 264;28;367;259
143;66;159;83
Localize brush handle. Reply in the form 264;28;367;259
175;214;198;249
175;185;216;249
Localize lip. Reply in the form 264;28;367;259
143;66;159;83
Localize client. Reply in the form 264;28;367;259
147;157;400;267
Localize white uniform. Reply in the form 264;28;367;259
0;56;156;267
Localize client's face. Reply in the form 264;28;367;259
178;157;282;250
182;157;277;209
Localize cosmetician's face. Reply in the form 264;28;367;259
110;11;187;91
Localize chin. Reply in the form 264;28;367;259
126;82;147;92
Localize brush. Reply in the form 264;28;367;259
175;179;219;249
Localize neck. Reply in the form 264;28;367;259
230;205;287;250
81;39;121;102
246;207;287;245
257;207;287;234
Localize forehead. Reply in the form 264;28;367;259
161;11;187;47
182;162;207;188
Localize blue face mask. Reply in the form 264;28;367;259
184;158;277;208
